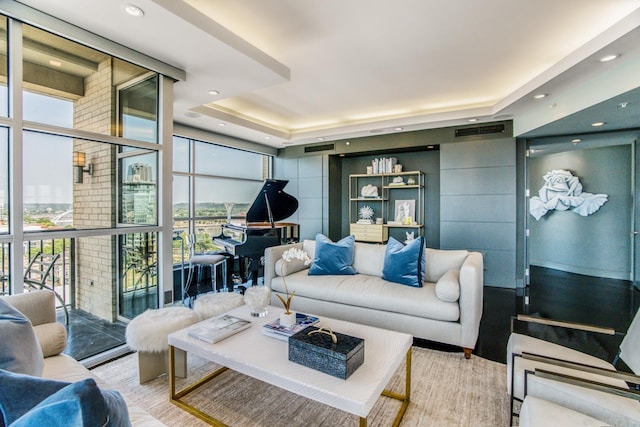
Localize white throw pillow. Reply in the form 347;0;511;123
275;257;309;277
435;269;460;302
352;242;386;277
302;239;316;259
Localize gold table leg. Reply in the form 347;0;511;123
169;345;230;426
362;347;412;427
380;347;411;427
169;346;411;427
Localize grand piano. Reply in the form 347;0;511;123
214;179;299;287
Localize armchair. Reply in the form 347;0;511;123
519;361;640;426
506;307;640;424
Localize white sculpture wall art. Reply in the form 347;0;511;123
529;169;608;221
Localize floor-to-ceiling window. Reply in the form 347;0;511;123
0;8;176;361
172;135;271;292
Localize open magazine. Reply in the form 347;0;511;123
188;315;251;344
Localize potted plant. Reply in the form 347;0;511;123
277;247;311;327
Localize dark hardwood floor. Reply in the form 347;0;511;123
474;266;639;366
61;266;640;367
58;309;127;361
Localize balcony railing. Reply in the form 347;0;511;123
0;239;73;310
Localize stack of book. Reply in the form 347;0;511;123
188;315;251;344
262;313;320;341
371;157;398;174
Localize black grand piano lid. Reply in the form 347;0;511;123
246;179;298;224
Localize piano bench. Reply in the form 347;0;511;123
184;253;230;299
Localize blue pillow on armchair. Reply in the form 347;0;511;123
308;234;357;275
0;369;130;427
0;298;44;377
382;236;425;287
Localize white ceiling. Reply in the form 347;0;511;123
15;0;640;148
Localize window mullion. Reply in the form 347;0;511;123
8;18;23;293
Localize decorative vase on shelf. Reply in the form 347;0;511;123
280;311;296;328
244;285;270;317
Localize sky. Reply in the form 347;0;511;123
23;91;74;205
5;90;265;209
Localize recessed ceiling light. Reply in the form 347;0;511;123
533;93;547;99
121;4;144;17
218;123;225;127
394;127;403;131
264;136;271;140
208;90;219;96
317;137;325;141
591;122;605;127
468;118;478;122
599;54;618;62
49;59;62;67
571;138;582;144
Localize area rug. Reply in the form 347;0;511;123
92;347;510;426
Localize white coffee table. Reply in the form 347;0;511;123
168;304;412;426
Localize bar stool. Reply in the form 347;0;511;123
183;234;229;306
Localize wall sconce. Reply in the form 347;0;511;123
72;151;93;183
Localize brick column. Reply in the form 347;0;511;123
73;58;118;321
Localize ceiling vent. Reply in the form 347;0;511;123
304;143;335;153
455;123;506;138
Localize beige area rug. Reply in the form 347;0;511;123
92;347;510;426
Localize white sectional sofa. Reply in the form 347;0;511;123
264;239;484;358
2;290;164;426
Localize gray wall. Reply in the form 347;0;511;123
277;121;518;288
528;144;632;280
273;155;328;240
440;137;517;288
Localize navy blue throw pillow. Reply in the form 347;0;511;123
308;234;356;275
382;236;425;287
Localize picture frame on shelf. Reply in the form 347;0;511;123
394;199;415;224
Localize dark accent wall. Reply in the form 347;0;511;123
338;150;440;246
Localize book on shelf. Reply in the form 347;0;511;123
188;314;251;344
261;312;320;341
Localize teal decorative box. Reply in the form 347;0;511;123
288;326;364;379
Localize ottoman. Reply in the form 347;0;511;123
193;292;245;320
126;306;200;384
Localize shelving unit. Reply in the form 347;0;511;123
349;171;424;242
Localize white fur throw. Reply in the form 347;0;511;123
126;307;199;353
194;292;245;320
